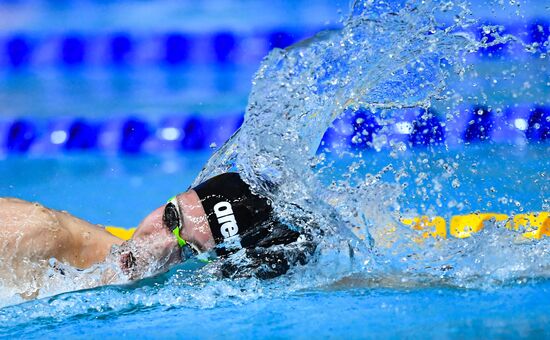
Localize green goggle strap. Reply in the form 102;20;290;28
172;226;187;248
174;227;211;263
166;196;187;248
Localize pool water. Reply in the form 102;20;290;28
0;143;549;338
1;143;546;229
1;270;550;338
0;152;212;227
1;0;550;338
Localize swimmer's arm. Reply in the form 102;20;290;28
53;209;124;268
0;199;76;263
0;198;78;299
1;198;123;270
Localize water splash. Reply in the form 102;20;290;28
197;1;477;181
194;0;478;283
193;0;549;291
1;0;549;326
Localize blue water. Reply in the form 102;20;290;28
0;153;212;227
2;280;550;338
1;0;550;338
1;143;549;338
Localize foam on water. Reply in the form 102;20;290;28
1;0;549;328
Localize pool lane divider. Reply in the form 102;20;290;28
401;212;550;240
0;105;548;154
1;20;547;69
0;114;245;154
0;29;319;68
105;226;136;240
106;212;550;241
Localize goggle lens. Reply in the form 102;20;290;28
163;202;180;232
162;197;204;259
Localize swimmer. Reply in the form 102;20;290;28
0;173;315;298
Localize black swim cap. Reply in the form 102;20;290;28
193;172;317;279
193;172;272;246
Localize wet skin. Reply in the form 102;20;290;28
0;190;214;297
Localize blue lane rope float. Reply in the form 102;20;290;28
0;21;547;69
213;32;237;64
60;35;86;66
0;29;303;69
5;35;32;68
409;109;445;146
463;106;494;143
526;107;550;141
351;108;382;149
65;120;99;151
529;20;550;53
164;33;192;65
110;33;133;65
476;23;511;59
5;119;36;153
1;106;548;155
268;31;296;49
120;118;150;154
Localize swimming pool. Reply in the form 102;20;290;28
3;279;550;338
1;0;550;338
0;142;548;338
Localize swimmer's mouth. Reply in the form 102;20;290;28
120;250;137;277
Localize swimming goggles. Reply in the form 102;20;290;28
163;196;201;258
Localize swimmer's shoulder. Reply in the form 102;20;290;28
0;197;39;209
0;198;75;261
0;197;61;230
47;205;124;267
0;198;120;267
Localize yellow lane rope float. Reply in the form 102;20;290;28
400;212;549;239
105;226;136;240
105;212;549;241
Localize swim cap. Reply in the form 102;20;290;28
193;172;317;279
193;172;272;247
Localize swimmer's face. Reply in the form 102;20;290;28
123;206;182;278
139;190;214;251
123;190;214;280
